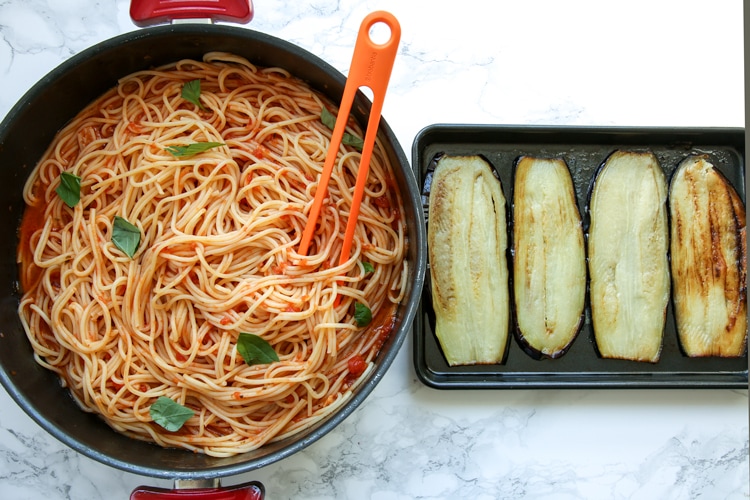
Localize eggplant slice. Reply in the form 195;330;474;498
669;155;747;357
588;150;670;362
512;156;586;359
428;154;509;366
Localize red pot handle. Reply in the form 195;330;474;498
130;0;254;26
130;481;264;500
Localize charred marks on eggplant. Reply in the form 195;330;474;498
422;153;499;212
511;156;586;360
669;154;747;357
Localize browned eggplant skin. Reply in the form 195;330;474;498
512;156;586;359
669;155;747;357
587;150;670;362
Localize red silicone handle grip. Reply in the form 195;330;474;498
130;481;264;500
130;0;254;26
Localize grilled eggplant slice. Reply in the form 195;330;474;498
428;154;509;365
512;157;586;359
669;155;747;357
588;150;670;362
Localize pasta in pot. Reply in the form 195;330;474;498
16;52;407;457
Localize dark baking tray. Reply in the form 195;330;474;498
412;124;748;389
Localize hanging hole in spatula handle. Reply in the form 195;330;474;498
130;0;254;27
346;11;401;102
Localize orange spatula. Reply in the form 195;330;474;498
298;11;401;267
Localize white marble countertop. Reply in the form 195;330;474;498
0;1;747;499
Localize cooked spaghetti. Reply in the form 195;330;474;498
16;52;407;456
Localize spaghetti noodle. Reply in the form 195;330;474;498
16;52;407;456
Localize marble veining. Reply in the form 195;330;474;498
0;0;747;499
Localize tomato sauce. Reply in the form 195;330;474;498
17;197;47;292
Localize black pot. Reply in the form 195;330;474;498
0;19;426;481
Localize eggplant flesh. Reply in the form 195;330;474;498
669;155;747;357
428;155;509;366
588;150;670;362
512;157;586;359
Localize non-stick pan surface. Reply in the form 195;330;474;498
0;23;426;479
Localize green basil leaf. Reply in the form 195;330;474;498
354;302;372;327
112;216;141;259
165;142;225;158
181;79;206;110
342;133;364;151
320;108;363;152
320;106;337;129
56;172;81;208
362;262;375;274
150;396;194;432
237;332;279;366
